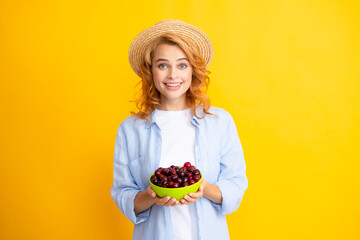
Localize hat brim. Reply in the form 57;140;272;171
128;19;214;77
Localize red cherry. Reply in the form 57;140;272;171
161;179;168;187
170;174;178;182
182;182;190;187
189;179;196;185
161;168;170;176
172;182;180;188
168;181;174;187
186;172;193;179
170;169;177;175
193;175;201;182
181;166;187;172
184;162;192;168
150;175;158;185
177;178;183;184
157;173;165;180
188;166;196;170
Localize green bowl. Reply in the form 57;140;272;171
149;174;202;201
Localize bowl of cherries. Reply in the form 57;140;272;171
149;162;202;201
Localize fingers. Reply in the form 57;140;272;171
180;186;204;205
146;185;156;198
154;196;180;207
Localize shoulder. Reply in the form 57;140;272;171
196;106;235;127
202;106;234;123
116;115;149;135
208;106;233;118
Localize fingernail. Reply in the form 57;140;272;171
189;193;193;197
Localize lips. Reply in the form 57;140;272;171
164;82;182;87
164;82;183;90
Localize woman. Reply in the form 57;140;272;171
111;19;248;240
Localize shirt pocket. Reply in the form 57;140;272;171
128;156;148;190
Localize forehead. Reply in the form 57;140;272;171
153;43;187;59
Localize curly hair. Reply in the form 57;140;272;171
131;32;214;121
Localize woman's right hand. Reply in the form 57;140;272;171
146;185;181;207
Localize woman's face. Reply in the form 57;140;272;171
151;43;193;110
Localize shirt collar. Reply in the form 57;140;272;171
145;107;205;129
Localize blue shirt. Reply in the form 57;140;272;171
111;106;248;240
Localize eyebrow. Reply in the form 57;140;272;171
155;57;189;63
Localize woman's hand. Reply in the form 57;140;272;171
146;185;180;207
180;179;208;205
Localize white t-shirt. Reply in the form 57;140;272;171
155;108;199;240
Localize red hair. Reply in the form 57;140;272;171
131;32;214;121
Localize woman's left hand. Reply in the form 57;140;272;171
180;179;207;205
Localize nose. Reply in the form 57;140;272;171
167;67;178;79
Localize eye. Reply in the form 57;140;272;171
158;64;167;69
178;64;187;69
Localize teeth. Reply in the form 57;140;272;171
165;83;181;87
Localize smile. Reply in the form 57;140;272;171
164;82;182;87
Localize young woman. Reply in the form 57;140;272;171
111;19;248;240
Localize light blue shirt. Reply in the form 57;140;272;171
110;106;248;240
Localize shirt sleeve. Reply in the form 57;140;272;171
212;112;248;215
110;124;151;224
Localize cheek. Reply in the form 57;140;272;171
184;70;193;83
152;71;162;88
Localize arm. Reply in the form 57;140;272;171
212;111;248;215
203;179;222;204
110;125;152;224
180;111;247;210
180;179;223;205
134;186;181;215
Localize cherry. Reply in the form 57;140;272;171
184;162;192;168
177;178;183;184
170;174;178;182
182;182;190;187
186;172;193;179
193;169;200;175
172;182;180;188
150;175;158;184
157;173;166;180
161;168;170;176
170;169;177;175
183;176;189;183
189;179;196;185
188;166;196;170
193;175;201;182
161;178;168;186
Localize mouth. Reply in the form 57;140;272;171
164;82;182;87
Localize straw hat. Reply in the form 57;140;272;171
128;19;214;77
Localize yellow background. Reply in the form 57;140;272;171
1;0;359;239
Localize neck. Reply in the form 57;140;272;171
158;98;188;111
